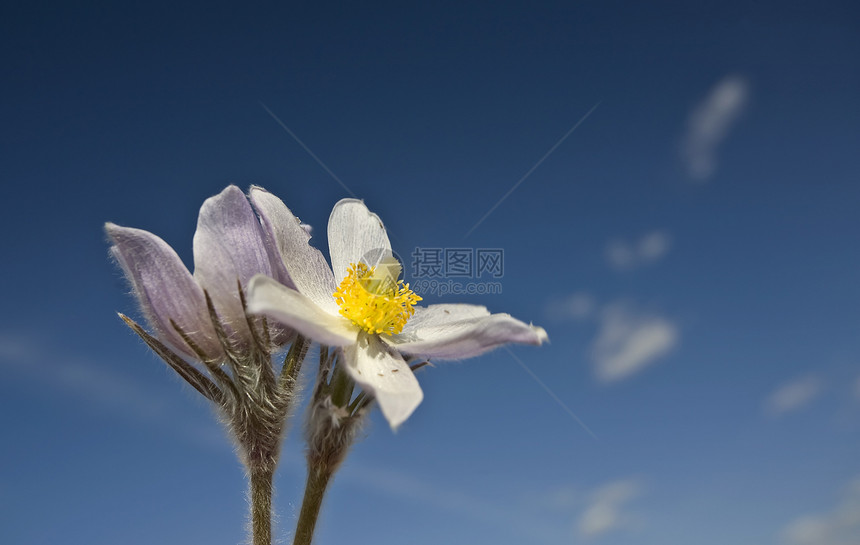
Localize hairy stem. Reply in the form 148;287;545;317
292;464;334;545
250;466;275;545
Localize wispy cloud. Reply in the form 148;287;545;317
591;304;679;382
681;74;749;181
0;333;38;366
781;476;860;545
545;292;596;321
605;231;672;271
540;485;579;511
343;467;650;544
577;478;644;539
764;375;825;417
344;462;561;543
0;331;226;449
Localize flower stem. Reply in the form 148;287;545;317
292;464;334;545
250;466;275;545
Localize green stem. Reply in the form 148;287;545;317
280;335;309;391
250;466;274;545
329;364;353;407
292;464;334;545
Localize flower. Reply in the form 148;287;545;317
107;185;315;545
246;189;548;429
107;184;316;473
106;185;295;360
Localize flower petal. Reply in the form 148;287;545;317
192;186;273;340
106;222;223;360
249;186;340;315
327;199;392;283
246;275;358;347
344;333;423;430
385;304;548;359
401;304;492;329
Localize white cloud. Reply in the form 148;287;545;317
639;231;672;260
605;242;635;270
546;292;596;321
764;375;825;417
591;304;679;382
681;74;749;181
605;231;672;271
577;479;643;539
782;477;860;545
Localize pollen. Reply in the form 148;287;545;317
333;260;421;336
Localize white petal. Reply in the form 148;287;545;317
385;304;548;359
249;186;340;315
401;304;492;331
344;334;424;430
106;223;223;360
327;199;392;283
192;186;272;340
246;275;357;347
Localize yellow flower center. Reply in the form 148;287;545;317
333;259;421;336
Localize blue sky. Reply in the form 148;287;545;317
1;2;859;544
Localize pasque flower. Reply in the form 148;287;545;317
107;185;310;545
106;185;296;361
246;189;548;429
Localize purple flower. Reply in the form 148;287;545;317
107;185;319;545
106;185;296;361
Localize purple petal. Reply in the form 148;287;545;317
106;222;223;360
384;304;548;359
192;186;272;342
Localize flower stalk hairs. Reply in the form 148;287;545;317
106;186;310;545
108;185;547;545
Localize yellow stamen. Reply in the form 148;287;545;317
333;260;421;335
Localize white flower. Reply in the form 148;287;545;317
246;189;548;429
